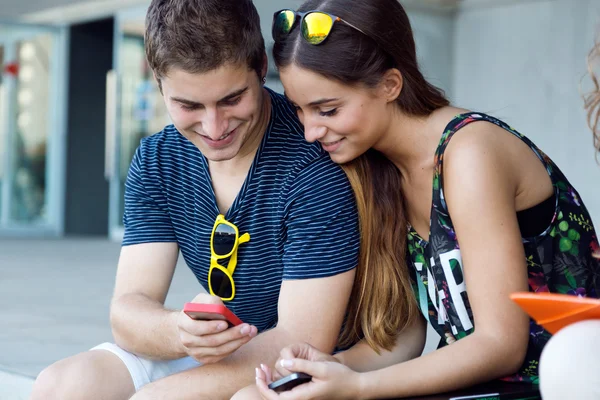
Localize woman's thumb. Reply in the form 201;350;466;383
280;358;324;378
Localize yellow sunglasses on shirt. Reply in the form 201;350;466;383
208;214;250;301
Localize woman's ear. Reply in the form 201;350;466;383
380;68;403;102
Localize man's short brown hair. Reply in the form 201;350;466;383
145;0;265;80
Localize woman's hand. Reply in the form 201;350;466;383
255;343;364;400
271;342;338;380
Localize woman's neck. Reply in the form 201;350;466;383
373;106;466;179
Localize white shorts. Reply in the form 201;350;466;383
91;342;202;392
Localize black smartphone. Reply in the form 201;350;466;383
268;373;312;393
449;389;540;400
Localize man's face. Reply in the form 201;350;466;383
160;63;266;162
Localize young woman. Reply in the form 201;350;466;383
246;0;600;398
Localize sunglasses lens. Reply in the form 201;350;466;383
273;10;296;41
213;223;236;256
302;12;333;45
210;267;233;300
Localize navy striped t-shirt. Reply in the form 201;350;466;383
122;89;359;332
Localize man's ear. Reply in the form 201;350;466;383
380;68;403;103
261;51;269;81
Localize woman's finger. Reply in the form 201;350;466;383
280;358;326;379
279;342;315;360
273;359;292;380
279;345;300;360
256;370;280;400
260;363;273;384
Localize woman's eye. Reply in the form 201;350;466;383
320;108;338;117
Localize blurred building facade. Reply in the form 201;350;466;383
0;0;598;240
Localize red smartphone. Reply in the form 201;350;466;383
183;303;243;327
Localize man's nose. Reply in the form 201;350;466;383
202;108;228;140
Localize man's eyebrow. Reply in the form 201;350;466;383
170;97;201;107
170;87;249;107
218;87;249;103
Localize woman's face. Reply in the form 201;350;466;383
279;64;393;164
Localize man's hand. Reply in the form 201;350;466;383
177;293;258;364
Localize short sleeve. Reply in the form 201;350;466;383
122;143;178;246
282;157;359;279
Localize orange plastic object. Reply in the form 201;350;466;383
510;292;600;334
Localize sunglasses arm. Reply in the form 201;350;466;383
226;232;250;274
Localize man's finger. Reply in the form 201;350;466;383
179;316;229;336
189;293;224;305
184;323;256;347
190;334;253;362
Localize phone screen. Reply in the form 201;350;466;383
268;373;312;393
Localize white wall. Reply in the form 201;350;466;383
453;0;600;228
409;9;456;99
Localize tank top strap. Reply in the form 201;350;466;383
431;112;556;217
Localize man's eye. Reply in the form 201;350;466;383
223;97;242;106
180;104;200;111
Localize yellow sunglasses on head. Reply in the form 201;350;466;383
272;9;369;45
208;214;250;301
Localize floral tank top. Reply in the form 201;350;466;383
407;112;600;383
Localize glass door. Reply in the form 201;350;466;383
0;21;68;236
107;7;170;240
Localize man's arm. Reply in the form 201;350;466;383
110;242;188;359
111;243;256;361
131;268;355;399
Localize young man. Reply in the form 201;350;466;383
30;0;359;399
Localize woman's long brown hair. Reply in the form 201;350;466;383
274;0;449;351
337;151;420;351
585;41;600;156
